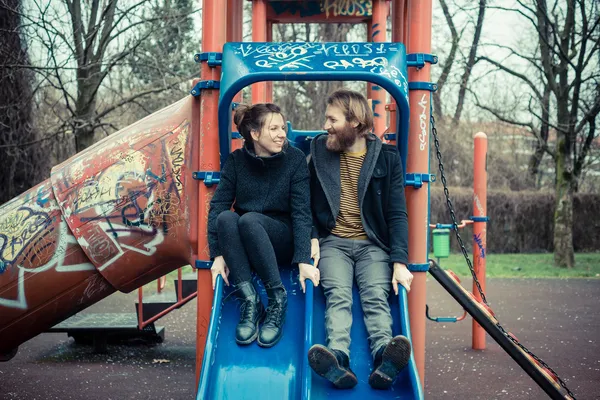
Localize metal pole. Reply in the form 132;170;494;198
195;0;227;388
252;0;268;103
228;0;244;151
370;0;389;137
405;0;432;389
472;132;488;350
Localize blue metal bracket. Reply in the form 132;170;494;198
190;80;220;97
408;263;430;272
408;82;438;92
470;216;490;222
405;173;436;189
194;52;223;67
195;260;213;269
384;133;397;141
407;53;438;69
192;171;221;187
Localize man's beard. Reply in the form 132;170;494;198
326;123;359;152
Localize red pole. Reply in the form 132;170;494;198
472;132;488;350
389;0;406;146
252;0;267;103
228;0;244;151
370;0;389;138
266;20;274;103
405;0;432;389
196;0;227;387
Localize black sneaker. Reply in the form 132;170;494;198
368;335;411;390
307;344;358;389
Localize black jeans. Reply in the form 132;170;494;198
216;211;293;287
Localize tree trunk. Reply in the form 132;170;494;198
74;70;101;153
553;138;575;268
0;0;47;203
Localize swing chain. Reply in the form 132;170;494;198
430;114;576;399
430;114;487;304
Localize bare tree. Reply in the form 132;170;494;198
8;0;198;155
432;0;487;127
476;0;600;268
273;23;353;130
0;0;49;204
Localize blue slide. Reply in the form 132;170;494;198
196;268;423;400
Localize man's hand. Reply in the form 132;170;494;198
299;262;320;293
392;263;413;294
310;238;320;267
210;256;230;290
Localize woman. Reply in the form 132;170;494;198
207;103;320;348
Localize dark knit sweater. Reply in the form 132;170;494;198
207;143;312;264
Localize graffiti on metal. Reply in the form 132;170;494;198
0;207;52;264
270;0;372;18
0;191;95;310
474;233;486;259
57;121;190;271
0;116;191;311
322;0;371;17
234;42;408;92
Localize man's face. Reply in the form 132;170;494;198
323;105;358;152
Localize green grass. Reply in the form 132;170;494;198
431;252;600;278
138;253;600;293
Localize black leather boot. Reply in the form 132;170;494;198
307;344;358;389
257;283;287;347
368;335;411;389
234;281;265;345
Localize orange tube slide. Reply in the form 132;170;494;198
0;97;201;359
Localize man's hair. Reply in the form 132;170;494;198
327;89;374;137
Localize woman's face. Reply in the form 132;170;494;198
251;113;287;157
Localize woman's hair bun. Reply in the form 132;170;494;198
233;104;251;128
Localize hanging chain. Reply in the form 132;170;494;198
430;114;487;304
430;113;576;399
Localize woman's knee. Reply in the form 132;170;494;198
238;212;263;233
216;210;239;231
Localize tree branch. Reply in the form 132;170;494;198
477;55;543;100
452;0;486;126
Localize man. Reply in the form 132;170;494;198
307;89;413;390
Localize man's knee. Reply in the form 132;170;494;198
359;284;391;304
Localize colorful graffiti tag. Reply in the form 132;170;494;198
270;0;372;18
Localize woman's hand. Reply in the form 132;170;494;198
392;263;413;294
211;256;230;290
298;262;320;293
311;238;320;267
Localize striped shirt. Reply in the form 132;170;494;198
332;149;368;239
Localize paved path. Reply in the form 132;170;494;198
0;278;598;399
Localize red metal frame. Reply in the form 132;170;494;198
195;0;227;386
190;0;437;390
472;132;488;349
252;0;268;103
137;269;198;329
404;0;433;388
370;0;389;137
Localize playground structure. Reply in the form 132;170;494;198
0;1;576;399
